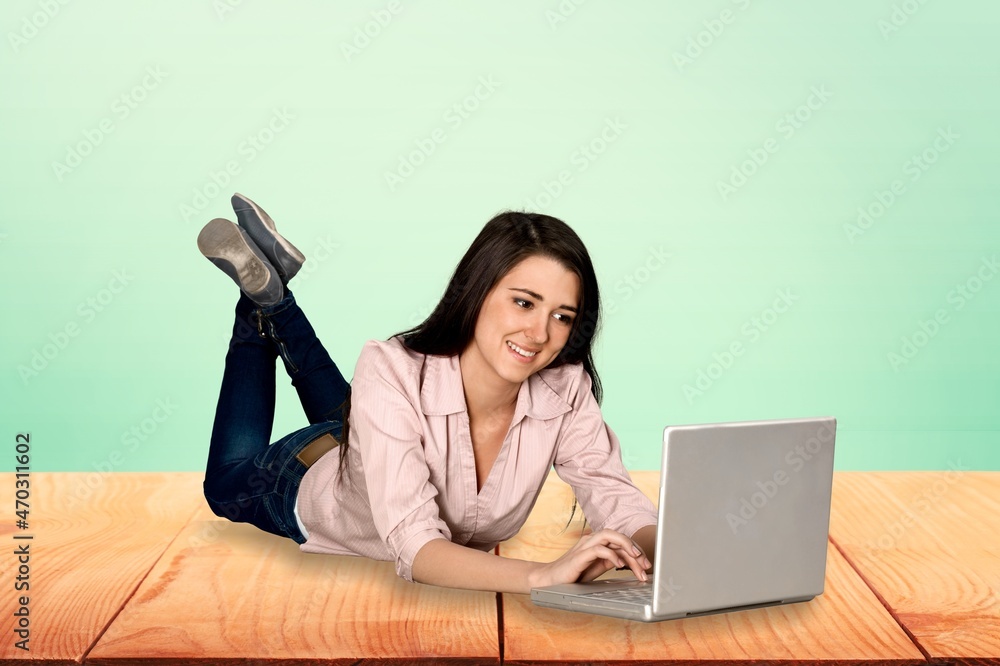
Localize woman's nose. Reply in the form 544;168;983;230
525;315;549;345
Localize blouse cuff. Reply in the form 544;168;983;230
391;526;451;583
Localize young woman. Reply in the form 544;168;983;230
198;193;658;595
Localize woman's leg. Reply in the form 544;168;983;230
202;291;288;536
253;287;351;425
202;288;350;542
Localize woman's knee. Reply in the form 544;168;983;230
203;477;250;521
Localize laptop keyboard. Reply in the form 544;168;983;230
581;585;654;605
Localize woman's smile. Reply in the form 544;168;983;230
506;340;538;363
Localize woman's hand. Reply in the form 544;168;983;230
527;528;652;589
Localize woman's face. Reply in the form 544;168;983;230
463;254;582;386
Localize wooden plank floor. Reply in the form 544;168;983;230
497;471;927;665
0;472;204;664
829;471;1000;665
3;471;996;663
87;499;500;664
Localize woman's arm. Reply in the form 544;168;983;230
411;529;652;594
550;368;660;560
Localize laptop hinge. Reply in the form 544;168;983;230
683;599;784;617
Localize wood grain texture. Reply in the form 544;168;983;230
498;471;926;665
8;470;991;664
0;472;203;664
88;502;500;665
830;471;1000;664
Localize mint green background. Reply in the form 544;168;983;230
2;1;998;473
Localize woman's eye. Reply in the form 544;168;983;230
514;298;572;324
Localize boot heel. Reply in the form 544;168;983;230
198;218;285;307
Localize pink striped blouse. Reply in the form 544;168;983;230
295;335;658;582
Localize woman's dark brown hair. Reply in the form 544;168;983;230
331;209;604;528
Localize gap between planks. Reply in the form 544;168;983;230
79;501;204;664
830;534;932;663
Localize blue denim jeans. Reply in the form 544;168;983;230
202;288;351;544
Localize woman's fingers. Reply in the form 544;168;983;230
556;529;652;586
578;559;616;583
608;542;652;570
578;542;647;582
584;544;624;568
596;531;651;569
583;530;649;580
589;529;638;553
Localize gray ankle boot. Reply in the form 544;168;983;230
231;193;305;283
198;218;284;307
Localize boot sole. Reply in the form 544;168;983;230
197;218;284;306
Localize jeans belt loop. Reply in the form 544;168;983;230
296;433;340;468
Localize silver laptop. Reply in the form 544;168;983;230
531;416;836;622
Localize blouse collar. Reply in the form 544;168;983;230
418;351;574;425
